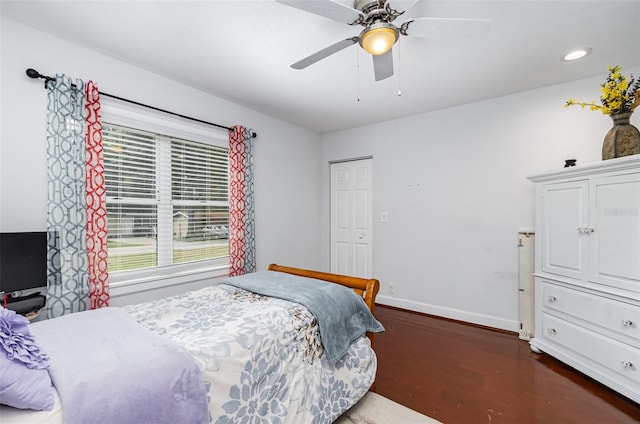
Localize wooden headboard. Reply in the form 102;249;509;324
267;263;380;314
268;264;381;391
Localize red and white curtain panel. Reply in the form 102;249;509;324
45;76;109;317
228;126;256;276
85;82;110;309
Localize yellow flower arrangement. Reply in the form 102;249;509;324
564;65;640;115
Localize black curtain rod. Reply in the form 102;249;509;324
25;68;257;138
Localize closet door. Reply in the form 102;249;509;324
330;159;373;278
541;180;589;280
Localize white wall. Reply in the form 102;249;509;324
320;68;640;331
0;17;322;302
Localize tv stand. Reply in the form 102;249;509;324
5;292;46;315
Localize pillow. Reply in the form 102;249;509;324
0;307;54;410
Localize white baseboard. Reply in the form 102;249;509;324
376;294;520;333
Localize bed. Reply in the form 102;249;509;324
0;264;383;424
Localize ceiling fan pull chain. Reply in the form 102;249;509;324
356;46;361;102
397;38;402;96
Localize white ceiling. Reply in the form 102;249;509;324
2;0;639;134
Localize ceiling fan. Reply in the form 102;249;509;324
277;0;490;81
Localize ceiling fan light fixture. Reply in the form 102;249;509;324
360;24;398;56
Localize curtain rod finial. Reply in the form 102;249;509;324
26;68;42;79
26;68;55;88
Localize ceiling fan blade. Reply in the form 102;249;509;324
291;37;359;69
276;0;363;23
404;17;491;39
372;50;394;81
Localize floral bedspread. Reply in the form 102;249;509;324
122;283;377;424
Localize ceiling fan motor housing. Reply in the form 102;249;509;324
353;0;404;22
354;0;384;14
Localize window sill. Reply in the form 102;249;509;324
109;263;230;298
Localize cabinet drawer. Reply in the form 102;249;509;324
542;282;639;342
541;313;640;387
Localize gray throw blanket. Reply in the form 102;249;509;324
221;271;384;363
30;307;208;424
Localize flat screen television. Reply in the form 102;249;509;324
0;231;48;294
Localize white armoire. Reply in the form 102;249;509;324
528;155;640;404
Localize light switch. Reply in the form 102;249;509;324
380;212;388;223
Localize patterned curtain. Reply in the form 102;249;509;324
46;76;109;317
228;126;256;276
46;75;89;317
85;82;110;309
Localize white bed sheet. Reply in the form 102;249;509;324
0;388;63;424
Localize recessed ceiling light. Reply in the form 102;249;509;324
562;48;592;61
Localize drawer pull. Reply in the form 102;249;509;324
622;320;634;327
547;328;557;335
621;361;634;369
547;296;557;303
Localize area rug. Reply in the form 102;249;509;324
335;392;442;424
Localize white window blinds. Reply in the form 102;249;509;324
170;137;229;265
103;123;229;274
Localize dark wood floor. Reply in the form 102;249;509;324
373;305;640;424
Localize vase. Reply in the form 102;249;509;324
601;111;640;160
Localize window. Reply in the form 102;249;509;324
103;122;229;276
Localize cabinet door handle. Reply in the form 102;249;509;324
577;227;595;234
547;296;557;303
621;361;634;369
622;320;634;327
547;328;557;335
